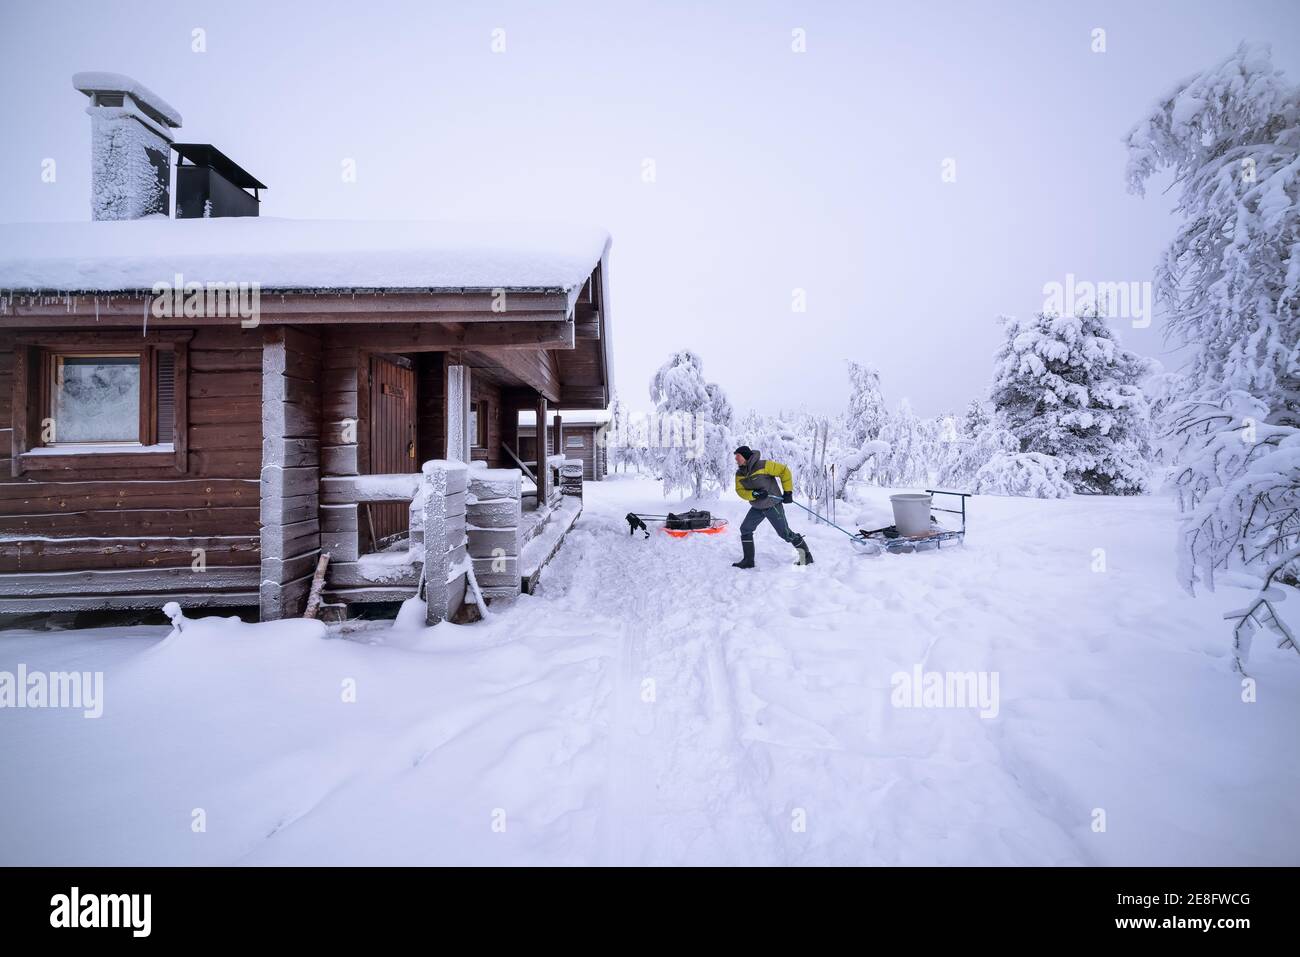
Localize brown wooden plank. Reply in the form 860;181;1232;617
189;423;261;450
0;536;261;572
0;479;258;513
327;321;573;351
0;506;260;536
190;371;259;399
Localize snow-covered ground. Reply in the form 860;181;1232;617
1;476;1297;866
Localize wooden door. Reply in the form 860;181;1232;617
368;354;416;547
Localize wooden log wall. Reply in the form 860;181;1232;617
0;327;263;614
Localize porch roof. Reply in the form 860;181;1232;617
0;217;610;295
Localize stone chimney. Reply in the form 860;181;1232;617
72;72;183;220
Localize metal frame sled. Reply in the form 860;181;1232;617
856;489;970;553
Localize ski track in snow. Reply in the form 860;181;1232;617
0;477;1297;866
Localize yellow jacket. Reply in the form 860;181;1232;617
735;458;793;504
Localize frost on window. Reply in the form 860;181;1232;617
53;355;140;443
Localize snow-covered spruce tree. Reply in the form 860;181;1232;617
961;399;993;439
1126;42;1300;593
937;414;1020;490
648;350;730;499
975;451;1074;499
845;361;887;446
826;361;889;490
990;310;1153;494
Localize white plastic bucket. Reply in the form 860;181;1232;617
890;493;932;537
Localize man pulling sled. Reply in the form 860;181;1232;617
731;446;813;568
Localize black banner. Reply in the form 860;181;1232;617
0;866;1284;943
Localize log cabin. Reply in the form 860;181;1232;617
0;73;612;624
517;409;610;482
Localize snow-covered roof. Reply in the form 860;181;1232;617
518;409;610;427
0;218;611;294
72;72;183;127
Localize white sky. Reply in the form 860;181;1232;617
2;0;1299;418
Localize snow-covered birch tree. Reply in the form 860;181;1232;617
648;350;731;499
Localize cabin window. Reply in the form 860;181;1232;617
471;400;489;449
40;349;175;447
49;354;142;444
565;434;584;449
11;335;190;474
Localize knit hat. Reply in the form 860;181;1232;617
734;446;753;459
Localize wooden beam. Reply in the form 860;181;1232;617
574;302;600;340
325;321;574;352
534;393;549;505
0;291;573;321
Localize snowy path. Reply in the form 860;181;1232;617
0;477;1297;865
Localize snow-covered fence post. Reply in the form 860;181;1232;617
467;468;522;600
561;459;583;499
420;460;469;624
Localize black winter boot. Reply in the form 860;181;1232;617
792;534;814;566
732;539;756;569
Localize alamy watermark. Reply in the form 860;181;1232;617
598;409;708;459
1041;273;1152;328
151;273;261;328
50;887;150;937
0;665;103;718
891;665;999;719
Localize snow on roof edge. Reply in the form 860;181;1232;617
0;218;610;295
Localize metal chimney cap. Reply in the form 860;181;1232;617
72;71;183;128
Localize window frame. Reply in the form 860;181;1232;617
11;331;191;476
471;399;489;450
43;348;150;447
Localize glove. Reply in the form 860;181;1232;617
781;490;793;504
751;489;769;501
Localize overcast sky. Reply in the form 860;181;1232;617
2;0;1298;419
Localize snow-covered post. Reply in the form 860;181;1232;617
534;394;550;504
466;468;522;599
447;364;472;463
422;462;450;624
420;460;469;625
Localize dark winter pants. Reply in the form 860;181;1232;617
740;503;799;544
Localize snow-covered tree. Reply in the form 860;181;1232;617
702;382;736;491
605;392;643;474
961;399;993;439
990;310;1153;495
975;452;1074;499
845;361;887;446
937;416;1019;489
1166;392;1300;592
876;400;928;486
1126;42;1299;426
1127;42;1300;594
648;350;730;499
